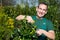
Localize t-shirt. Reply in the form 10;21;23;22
32;16;54;40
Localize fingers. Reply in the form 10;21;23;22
26;16;34;23
36;29;43;36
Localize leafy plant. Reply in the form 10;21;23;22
12;17;37;40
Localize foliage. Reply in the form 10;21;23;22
0;0;60;40
0;6;37;40
12;18;37;40
0;7;14;40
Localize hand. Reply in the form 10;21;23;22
36;29;43;36
26;16;34;23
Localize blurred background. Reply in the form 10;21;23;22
0;0;60;40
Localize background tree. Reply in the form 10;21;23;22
0;0;16;6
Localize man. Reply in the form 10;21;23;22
16;2;55;40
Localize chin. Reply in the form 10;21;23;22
37;14;44;18
37;16;43;18
39;15;44;17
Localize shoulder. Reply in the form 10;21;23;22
31;15;36;19
31;15;36;17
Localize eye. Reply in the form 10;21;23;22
39;8;42;10
43;9;47;12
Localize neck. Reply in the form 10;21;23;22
36;16;43;19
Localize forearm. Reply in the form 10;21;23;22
16;15;25;20
42;30;55;40
16;15;34;23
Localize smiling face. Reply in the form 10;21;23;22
36;4;48;18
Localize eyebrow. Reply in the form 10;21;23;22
39;7;47;11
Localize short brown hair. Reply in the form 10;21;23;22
38;2;48;8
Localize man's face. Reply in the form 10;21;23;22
36;4;47;18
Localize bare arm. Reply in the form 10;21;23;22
16;15;34;23
42;30;55;40
36;29;55;40
16;15;25;20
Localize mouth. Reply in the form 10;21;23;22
38;12;45;17
39;12;44;15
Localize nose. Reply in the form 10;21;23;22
38;8;43;12
40;9;43;12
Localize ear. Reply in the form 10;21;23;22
45;11;47;14
36;6;38;11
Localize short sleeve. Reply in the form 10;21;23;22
46;20;54;31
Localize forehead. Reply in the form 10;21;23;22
38;4;47;9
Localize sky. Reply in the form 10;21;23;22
15;0;38;7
